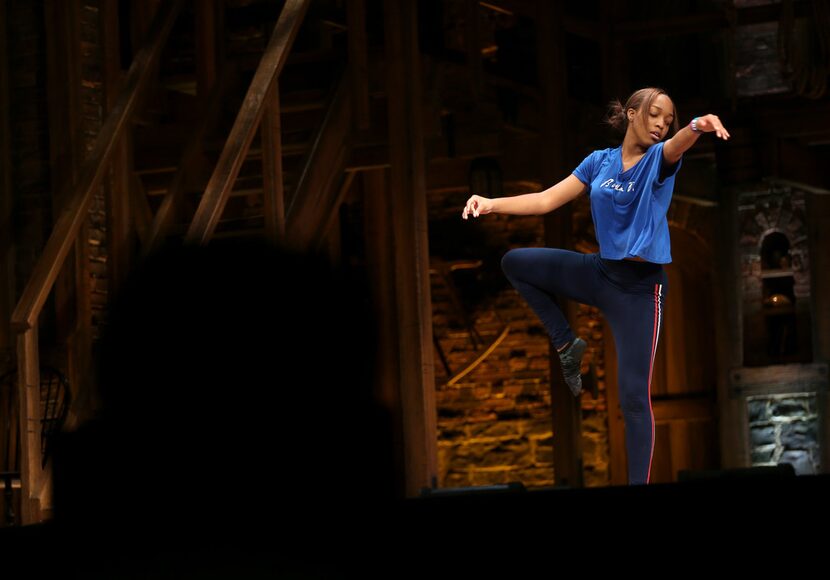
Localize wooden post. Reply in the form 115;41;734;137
0;0;13;354
262;80;286;243
44;0;82;200
196;0;218;98
68;227;93;417
363;168;405;496
131;0;161;55
17;325;42;524
44;0;86;417
536;0;584;488
807;191;830;473
716;186;745;470
186;0;309;245
347;0;370;131
284;74;352;251
102;0;132;302
382;0;439;496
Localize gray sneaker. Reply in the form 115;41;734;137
557;337;588;397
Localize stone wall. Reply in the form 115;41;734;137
748;393;820;474
731;179;827;474
738;182;812;366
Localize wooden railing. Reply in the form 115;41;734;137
9;0;185;525
142;63;240;256
185;0;311;245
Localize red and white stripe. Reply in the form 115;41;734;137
645;283;663;484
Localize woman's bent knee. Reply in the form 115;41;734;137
501;247;527;277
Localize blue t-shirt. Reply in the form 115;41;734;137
572;141;681;264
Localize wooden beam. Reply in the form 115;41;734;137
17;326;42;524
185;0;310;245
285;70;352;250
565;1;813;40
0;0;13;352
806;192;830;472
362;168;406;496
10;0;184;332
261;79;286;243
653;397;716;422
43;0;89;432
43;0;81;201
480;0;535;19
537;0;584;488
713;176;744;470
612;12;728;38
130;172;152;246
102;0;132;302
131;0;161;57
44;0;82;348
144;65;234;255
196;0;219;97
314;170;355;255
382;0;438;497
347;0;370;131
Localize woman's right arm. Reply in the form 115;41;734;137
462;174;587;219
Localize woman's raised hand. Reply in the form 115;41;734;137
462;194;494;219
695;114;731;140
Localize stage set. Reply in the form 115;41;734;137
0;0;829;575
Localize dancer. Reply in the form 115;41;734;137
461;87;730;484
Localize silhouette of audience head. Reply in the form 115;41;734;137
50;238;395;572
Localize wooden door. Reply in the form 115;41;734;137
606;226;720;484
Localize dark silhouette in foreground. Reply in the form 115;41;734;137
48;239;397;577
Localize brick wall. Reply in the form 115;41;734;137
80;0;109;340
428;182;613;489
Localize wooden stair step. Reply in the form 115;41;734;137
279;87;329;108
201;139;311;158
138;171;176;196
211;227;267;240
134;164;178;178
276;107;329;131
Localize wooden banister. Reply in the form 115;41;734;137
185;0;311;245
10;0;185;332
10;0;184;525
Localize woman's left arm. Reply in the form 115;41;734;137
663;114;731;165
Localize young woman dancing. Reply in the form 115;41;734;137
461;87;730;485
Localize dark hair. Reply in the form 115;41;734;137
605;87;680;138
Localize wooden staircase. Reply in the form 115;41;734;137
132;0;350;246
7;0;370;526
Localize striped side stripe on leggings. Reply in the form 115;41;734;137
646;283;663;484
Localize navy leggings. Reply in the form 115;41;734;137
501;248;668;485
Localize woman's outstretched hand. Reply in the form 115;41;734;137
695;114;731;140
462;195;494;219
